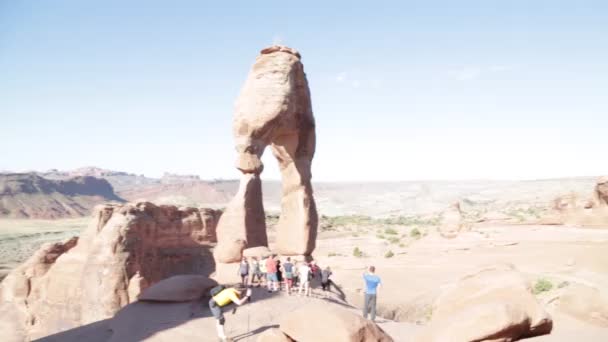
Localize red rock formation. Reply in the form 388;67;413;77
215;45;318;262
0;202;220;340
416;264;552;341
280;302;393;342
439;202;465;238
544;177;608;226
595;176;608;208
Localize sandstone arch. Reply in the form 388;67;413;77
214;46;318;263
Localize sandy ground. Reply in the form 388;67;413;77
3;217;608;340
0;218;87;279
302;223;608;340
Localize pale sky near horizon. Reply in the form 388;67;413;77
1;1;607;181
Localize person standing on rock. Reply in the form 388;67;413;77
238;257;249;287
321;266;333;298
250;257;262;287
362;265;381;321
259;256;268;287
209;285;252;342
282;257;295;295
309;260;320;294
265;255;279;292
298;261;312;297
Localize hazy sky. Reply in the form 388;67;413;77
1;1;607;181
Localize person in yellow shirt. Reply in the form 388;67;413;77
209;286;252;342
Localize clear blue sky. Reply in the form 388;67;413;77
1;0;607;181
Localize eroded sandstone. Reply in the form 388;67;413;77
0;202;220;340
215;45;318;262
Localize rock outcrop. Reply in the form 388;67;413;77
438;202;465;238
137;275;217;302
35;287;408;342
416;264;552;341
0;202;219;340
557;283;608;327
594;176;608;208
257;328;294;342
0;173;124;219
280;302;394;342
215;45;318;262
544;177;608;227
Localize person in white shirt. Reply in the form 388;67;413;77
298;262;312;297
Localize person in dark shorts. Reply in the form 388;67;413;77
321;266;333;297
282;257;294;295
276;259;283;284
250;257;262;286
238;257;249;286
209;286;252;342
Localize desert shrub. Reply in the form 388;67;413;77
376;233;385;239
323;215;376;229
385;250;394;258
398;243;406;248
533;278;553;294
384;228;398;235
383;215;441;226
557;281;570;289
265;213;280;224
328;252;340;257
388;236;400;244
410;228;421;239
353;247;364;258
352;233;359;237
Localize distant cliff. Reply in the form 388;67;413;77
0;173;124;219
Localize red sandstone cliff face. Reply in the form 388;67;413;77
0;202;220;340
0;173;124;219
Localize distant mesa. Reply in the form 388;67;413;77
0;168;237;219
0;173;124;219
42;166;135;179
160;172;201;184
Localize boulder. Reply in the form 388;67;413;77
416;264;552;342
257;328;294;342
558;283;608;327
138;275;217;302
594;176;608;207
243;246;273;259
542;178;608;226
439;202;465;238
0;202;219;340
215;45;318;262
279;303;393;342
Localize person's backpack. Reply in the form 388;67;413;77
210;285;225;297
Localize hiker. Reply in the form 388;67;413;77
282;257;295;295
209;285;252;342
250;257;262;286
321;266;333;298
259;256;268;287
309;260;320;293
276;259;283;284
362;265;381;321
238;257;249;286
265;254;279;292
298;261;311;297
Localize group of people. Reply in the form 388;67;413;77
238;255;333;297
209;258;381;342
